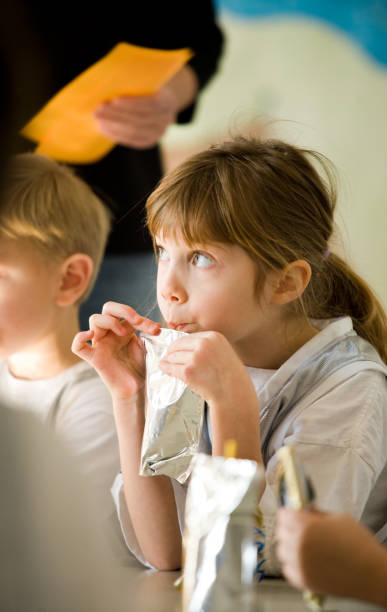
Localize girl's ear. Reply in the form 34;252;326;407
55;254;93;307
270;260;312;306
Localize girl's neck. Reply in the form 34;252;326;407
236;316;320;370
7;310;81;380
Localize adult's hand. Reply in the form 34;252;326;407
94;64;198;149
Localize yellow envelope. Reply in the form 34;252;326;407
21;42;193;163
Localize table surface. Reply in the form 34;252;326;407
116;562;385;612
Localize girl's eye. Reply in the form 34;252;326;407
156;246;169;261
192;252;213;268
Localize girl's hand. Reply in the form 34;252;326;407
158;331;248;403
72;302;161;400
158;331;262;463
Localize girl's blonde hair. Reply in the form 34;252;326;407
0;153;111;302
146;137;387;362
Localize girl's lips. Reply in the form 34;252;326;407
168;322;190;331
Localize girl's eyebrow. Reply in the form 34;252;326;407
193;243;229;255
154;236;229;256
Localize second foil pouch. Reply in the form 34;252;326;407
182;453;266;612
140;328;204;484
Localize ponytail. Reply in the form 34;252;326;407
305;253;387;363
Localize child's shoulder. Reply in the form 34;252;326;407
255;316;386;463
60;360;113;413
60;359;100;383
270;316;385;394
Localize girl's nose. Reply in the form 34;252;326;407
159;271;188;303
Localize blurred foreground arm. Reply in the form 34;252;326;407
276;508;387;607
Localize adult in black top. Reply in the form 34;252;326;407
16;1;224;254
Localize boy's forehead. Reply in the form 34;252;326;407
0;235;18;258
0;236;43;264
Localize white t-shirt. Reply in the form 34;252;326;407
112;317;387;573
0;360;120;526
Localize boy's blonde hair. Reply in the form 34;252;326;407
0;153;111;302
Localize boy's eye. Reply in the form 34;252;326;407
192;252;213;268
156;246;169;261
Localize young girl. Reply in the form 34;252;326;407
72;137;387;574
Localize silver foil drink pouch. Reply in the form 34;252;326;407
140;328;204;484
183;453;266;612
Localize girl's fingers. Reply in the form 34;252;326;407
165;331;217;354
159;350;193;366
72;330;94;361
158;361;188;382
88;313;128;345
101;302;161;335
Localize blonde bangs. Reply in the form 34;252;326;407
0;184;66;255
146;163;237;249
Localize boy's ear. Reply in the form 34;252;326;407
269;260;312;306
55;254;93;307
